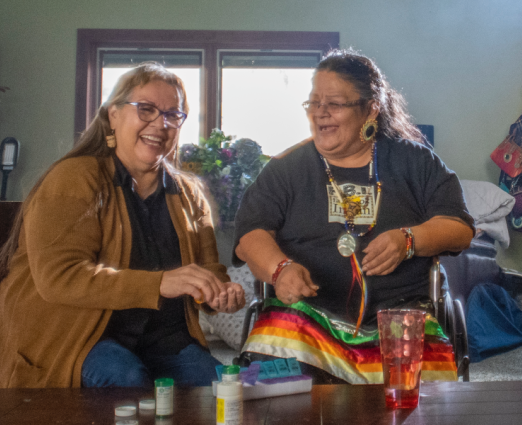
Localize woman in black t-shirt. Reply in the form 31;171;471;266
233;48;474;384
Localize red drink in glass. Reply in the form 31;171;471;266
377;309;425;409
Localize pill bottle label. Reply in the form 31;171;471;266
216;397;243;425
155;385;174;416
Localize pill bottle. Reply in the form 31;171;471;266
155;378;174;418
216;381;243;425
221;365;240;382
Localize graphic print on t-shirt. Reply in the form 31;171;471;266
326;183;376;225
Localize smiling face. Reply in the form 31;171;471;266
308;70;379;165
108;79;183;177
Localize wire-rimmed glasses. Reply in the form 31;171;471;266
125;102;187;129
302;99;366;114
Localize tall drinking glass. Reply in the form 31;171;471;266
377;309;426;409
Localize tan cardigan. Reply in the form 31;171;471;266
0;156;227;388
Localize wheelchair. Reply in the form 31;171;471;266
239;256;471;382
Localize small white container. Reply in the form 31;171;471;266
114;405;136;417
216;381;243;425
139;399;156;410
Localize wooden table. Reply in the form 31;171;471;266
1;381;522;424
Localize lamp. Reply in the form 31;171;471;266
1;137;20;201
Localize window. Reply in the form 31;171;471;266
99;50;203;150
219;52;320;155
75;30;339;154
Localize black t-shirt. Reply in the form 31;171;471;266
233;138;474;325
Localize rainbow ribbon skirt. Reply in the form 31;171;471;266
242;299;457;384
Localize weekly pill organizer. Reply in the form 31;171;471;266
212;358;313;400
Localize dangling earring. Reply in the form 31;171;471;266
106;129;116;148
360;119;378;144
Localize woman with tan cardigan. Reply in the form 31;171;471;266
0;63;245;388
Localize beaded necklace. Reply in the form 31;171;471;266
319;142;382;337
320;142;382;257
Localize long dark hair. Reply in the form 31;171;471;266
0;62;189;281
316;48;424;144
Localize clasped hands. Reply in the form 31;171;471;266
160;264;246;313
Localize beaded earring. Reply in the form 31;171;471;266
106;129;116;148
360;119;378;144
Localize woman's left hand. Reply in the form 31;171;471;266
361;229;406;276
207;282;246;313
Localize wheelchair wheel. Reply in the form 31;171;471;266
439;292;470;381
453;299;470;381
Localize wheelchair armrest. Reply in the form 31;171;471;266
430;256;442;318
239;296;263;350
239;280;268;350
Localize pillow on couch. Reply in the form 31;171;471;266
439;180;512;305
460;180;515;248
202;264;256;351
461;180;515;224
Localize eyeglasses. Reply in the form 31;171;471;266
125;102;187;129
302;99;366;114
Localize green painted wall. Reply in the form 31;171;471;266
1;0;521;268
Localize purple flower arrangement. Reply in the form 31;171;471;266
180;129;269;227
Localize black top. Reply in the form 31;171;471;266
233;139;475;326
102;156;197;355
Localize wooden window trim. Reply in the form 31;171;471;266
75;29;339;141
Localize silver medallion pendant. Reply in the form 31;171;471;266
337;232;356;257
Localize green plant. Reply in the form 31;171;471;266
180;129;269;226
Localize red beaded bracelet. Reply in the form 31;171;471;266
400;227;415;260
272;258;293;286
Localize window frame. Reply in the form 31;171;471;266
75;29;339;141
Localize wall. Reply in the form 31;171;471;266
0;0;521;268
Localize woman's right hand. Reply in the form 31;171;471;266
160;264;227;304
273;262;319;305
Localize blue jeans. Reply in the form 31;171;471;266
81;339;221;388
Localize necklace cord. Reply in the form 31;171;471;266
319;142;380;337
